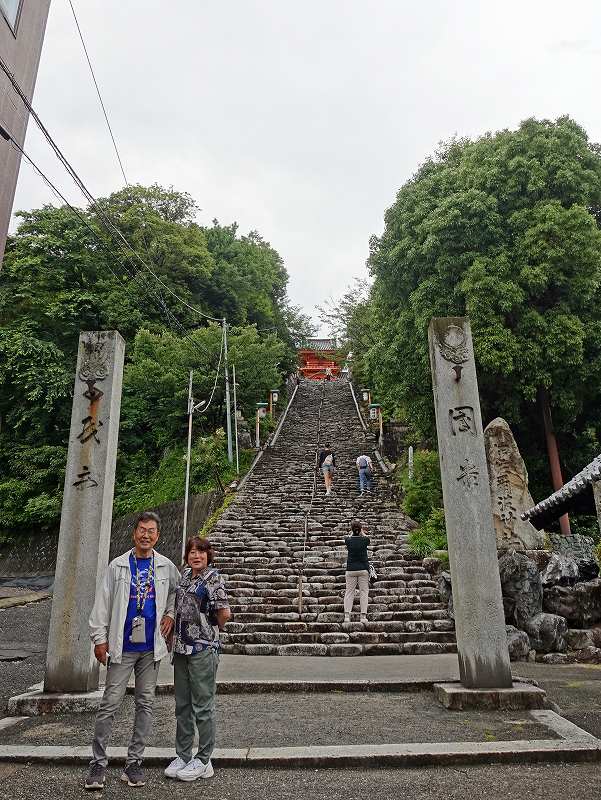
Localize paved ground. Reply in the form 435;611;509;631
1;762;600;800
3;598;601;798
0;693;557;748
0;602;49;715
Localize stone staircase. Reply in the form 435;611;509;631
211;378;456;656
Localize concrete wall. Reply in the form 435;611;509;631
0;490;223;578
0;0;51;266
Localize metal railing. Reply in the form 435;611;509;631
297;381;326;614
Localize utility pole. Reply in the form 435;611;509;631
223;318;233;464
182;370;211;560
182;370;194;562
232;363;240;475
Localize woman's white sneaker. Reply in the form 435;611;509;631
177;758;214;781
164;757;188;778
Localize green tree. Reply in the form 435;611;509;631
0;185;299;539
365;117;601;500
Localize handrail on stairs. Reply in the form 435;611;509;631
347;379;368;432
236;378;300;494
269;381;299;448
297;380;326;615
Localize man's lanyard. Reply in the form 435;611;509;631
131;551;155;614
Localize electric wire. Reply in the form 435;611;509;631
0;54;223;325
63;4;177;321
194;325;225;415
67;0;128;186
5;122;218;370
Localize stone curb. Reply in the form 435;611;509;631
0;739;600;769
0;592;50;610
7;679;445;715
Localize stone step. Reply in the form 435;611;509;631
207;378;455;656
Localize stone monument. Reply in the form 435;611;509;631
44;331;125;693
595;482;601;538
484;417;545;551
428;318;512;689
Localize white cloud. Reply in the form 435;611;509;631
10;0;601;335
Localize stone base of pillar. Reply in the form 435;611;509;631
433;681;546;711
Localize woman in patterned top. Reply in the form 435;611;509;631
164;537;231;783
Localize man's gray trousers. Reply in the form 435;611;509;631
91;650;160;767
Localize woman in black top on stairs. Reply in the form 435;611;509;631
343;520;369;624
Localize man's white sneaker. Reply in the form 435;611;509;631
164;757;188;778
177;758;214;781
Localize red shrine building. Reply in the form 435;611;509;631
298;338;340;380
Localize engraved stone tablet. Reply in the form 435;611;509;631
428;317;512;689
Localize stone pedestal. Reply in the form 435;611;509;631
44;331;125;693
428;318;512;689
433;681;545;711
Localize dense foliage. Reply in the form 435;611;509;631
336;117;601;507
0;184;311;540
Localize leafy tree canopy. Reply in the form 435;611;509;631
339;117;601;499
0;184;309;539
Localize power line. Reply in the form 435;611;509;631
0;53;223;325
3;119;214;360
194;325;225;414
67;0;128;186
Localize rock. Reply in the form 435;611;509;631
566;629;595;651
498;550;542;628
484;418;545;550
525;550;553;573
541;554;579;586
591;626;601;648
528;649;537;662
543;578;601;627
506;625;530;661
437;572;454;619
244;644;275;656
524;613;567;653
547;533;599;581
328;644;363;656
422;557;441;576
276;644;328;656
573;646;601;664
236;415;253;450
536;652;569;665
320;632;349;644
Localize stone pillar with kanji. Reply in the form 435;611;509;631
44;331;125;693
428;317;512;689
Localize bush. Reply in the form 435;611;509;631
407;508;447;557
199;492;236;538
113;431;254;518
402;450;443;523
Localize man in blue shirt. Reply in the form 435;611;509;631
86;512;179;791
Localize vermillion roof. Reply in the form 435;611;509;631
521;454;601;528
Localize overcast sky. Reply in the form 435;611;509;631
11;0;601;332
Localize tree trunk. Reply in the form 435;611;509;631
538;386;571;536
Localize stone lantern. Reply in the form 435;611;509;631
256;402;268;447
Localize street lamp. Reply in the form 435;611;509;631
369;403;383;444
269;389;279;416
361;388;371;404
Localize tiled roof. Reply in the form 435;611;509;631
521;454;601;524
301;338;337;351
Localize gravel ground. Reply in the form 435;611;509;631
1;762;600;800
0;692;556;748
